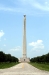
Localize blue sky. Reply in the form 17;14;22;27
0;0;49;58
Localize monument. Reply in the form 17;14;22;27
19;15;30;62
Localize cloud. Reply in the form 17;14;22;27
1;48;3;50
33;2;49;11
0;0;49;15
45;1;48;5
3;44;6;47
0;6;21;12
0;6;27;15
29;40;44;51
0;30;5;38
18;0;49;11
0;39;1;41
10;46;21;52
4;38;6;41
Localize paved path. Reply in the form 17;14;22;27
0;63;49;75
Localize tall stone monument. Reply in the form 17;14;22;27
20;15;30;62
23;15;26;58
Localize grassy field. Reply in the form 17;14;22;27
30;62;49;71
0;62;19;69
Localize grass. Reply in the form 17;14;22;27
0;62;19;69
29;62;49;71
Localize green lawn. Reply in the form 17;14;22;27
0;62;19;69
30;62;49;71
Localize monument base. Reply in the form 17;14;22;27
19;57;30;62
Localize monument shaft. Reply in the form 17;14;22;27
23;15;26;58
19;15;30;62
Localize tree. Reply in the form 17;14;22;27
0;51;5;62
0;51;19;62
30;53;49;63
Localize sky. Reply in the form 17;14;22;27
0;0;49;58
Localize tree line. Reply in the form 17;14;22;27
0;51;19;62
30;53;49;63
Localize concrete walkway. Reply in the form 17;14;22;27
0;63;49;75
